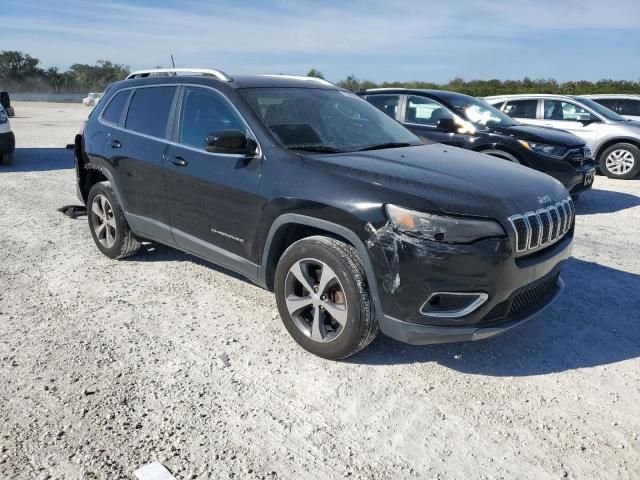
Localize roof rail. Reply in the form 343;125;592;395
259;75;334;87
125;68;232;82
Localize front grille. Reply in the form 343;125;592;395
480;272;560;325
508;196;574;254
566;146;591;167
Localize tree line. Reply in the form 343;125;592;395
1;51;639;95
0;51;129;93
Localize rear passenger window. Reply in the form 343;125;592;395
178;87;246;150
365;95;401;119
620;99;640;116
101;90;130;124
502;100;538;119
125;86;177;138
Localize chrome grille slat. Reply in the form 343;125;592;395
509;197;573;255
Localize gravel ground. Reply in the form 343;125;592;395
1;102;640;480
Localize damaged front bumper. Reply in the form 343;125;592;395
365;224;572;345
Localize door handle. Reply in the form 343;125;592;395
110;140;122;149
169;156;188;167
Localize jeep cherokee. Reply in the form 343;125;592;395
74;69;574;359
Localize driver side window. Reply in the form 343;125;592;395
405;96;453;126
179;87;246;150
543;100;592;121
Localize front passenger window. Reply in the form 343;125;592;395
406;96;453;126
179;87;247;150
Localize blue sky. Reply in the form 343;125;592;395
2;0;639;83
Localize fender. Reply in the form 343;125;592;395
258;213;385;320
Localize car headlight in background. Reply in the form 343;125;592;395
385;204;506;244
518;140;566;158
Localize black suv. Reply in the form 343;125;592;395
360;89;595;197
74;69;574;359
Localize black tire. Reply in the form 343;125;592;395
481;149;521;164
0;152;13;166
274;236;378;360
87;182;141;259
0;91;9;109
599;143;640;180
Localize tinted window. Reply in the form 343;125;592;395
620;99;640;116
543;100;592;121
101;90;130;124
594;98;618;111
125;86;176;138
365;95;401;119
502;99;538;119
405;96;453;126
179;87;246;149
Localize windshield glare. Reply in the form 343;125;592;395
447;96;517;127
239;87;422;152
576;97;627;122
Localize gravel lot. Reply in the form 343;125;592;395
1;102;640;480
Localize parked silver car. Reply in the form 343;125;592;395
584;94;640;122
485;94;640;179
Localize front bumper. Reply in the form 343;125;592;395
368;225;573;345
0;131;15;154
521;149;595;194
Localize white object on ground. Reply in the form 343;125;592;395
133;462;177;480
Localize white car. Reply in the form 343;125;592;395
0;104;15;165
584;95;640;121
82;92;103;107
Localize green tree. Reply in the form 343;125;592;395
306;68;325;79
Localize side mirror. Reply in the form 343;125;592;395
576;114;597;125
436;117;458;133
204;130;258;155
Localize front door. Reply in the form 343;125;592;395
164;86;265;276
402;95;468;147
540;99;600;151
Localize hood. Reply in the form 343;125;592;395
307;144;569;222
487;124;584;147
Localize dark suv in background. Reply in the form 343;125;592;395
360;89;595;197
75;69;574;359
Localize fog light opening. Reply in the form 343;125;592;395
420;292;489;318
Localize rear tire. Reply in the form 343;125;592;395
87;182;141;259
599;143;640;180
274;236;378;360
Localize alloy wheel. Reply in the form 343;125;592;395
284;258;348;343
91;194;117;248
605;149;635;175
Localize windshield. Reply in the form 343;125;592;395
239;87;422;153
576;97;628;122
444;95;518;127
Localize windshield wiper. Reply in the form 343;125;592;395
288;145;346;153
356;142;416;152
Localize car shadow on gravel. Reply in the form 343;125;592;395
351;257;640;376
576;188;640;214
0;147;74;172
123;243;253;284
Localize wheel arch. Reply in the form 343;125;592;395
473;146;523;164
594;137;640;163
258;214;383;316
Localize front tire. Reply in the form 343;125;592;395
87;182;140;259
0;152;13;165
599;143;640;179
274;236;378;360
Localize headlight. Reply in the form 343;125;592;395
385;204;506;244
518;140;566;158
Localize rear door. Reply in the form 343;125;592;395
164;85;264;275
102;85;177;243
541;99;600;150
